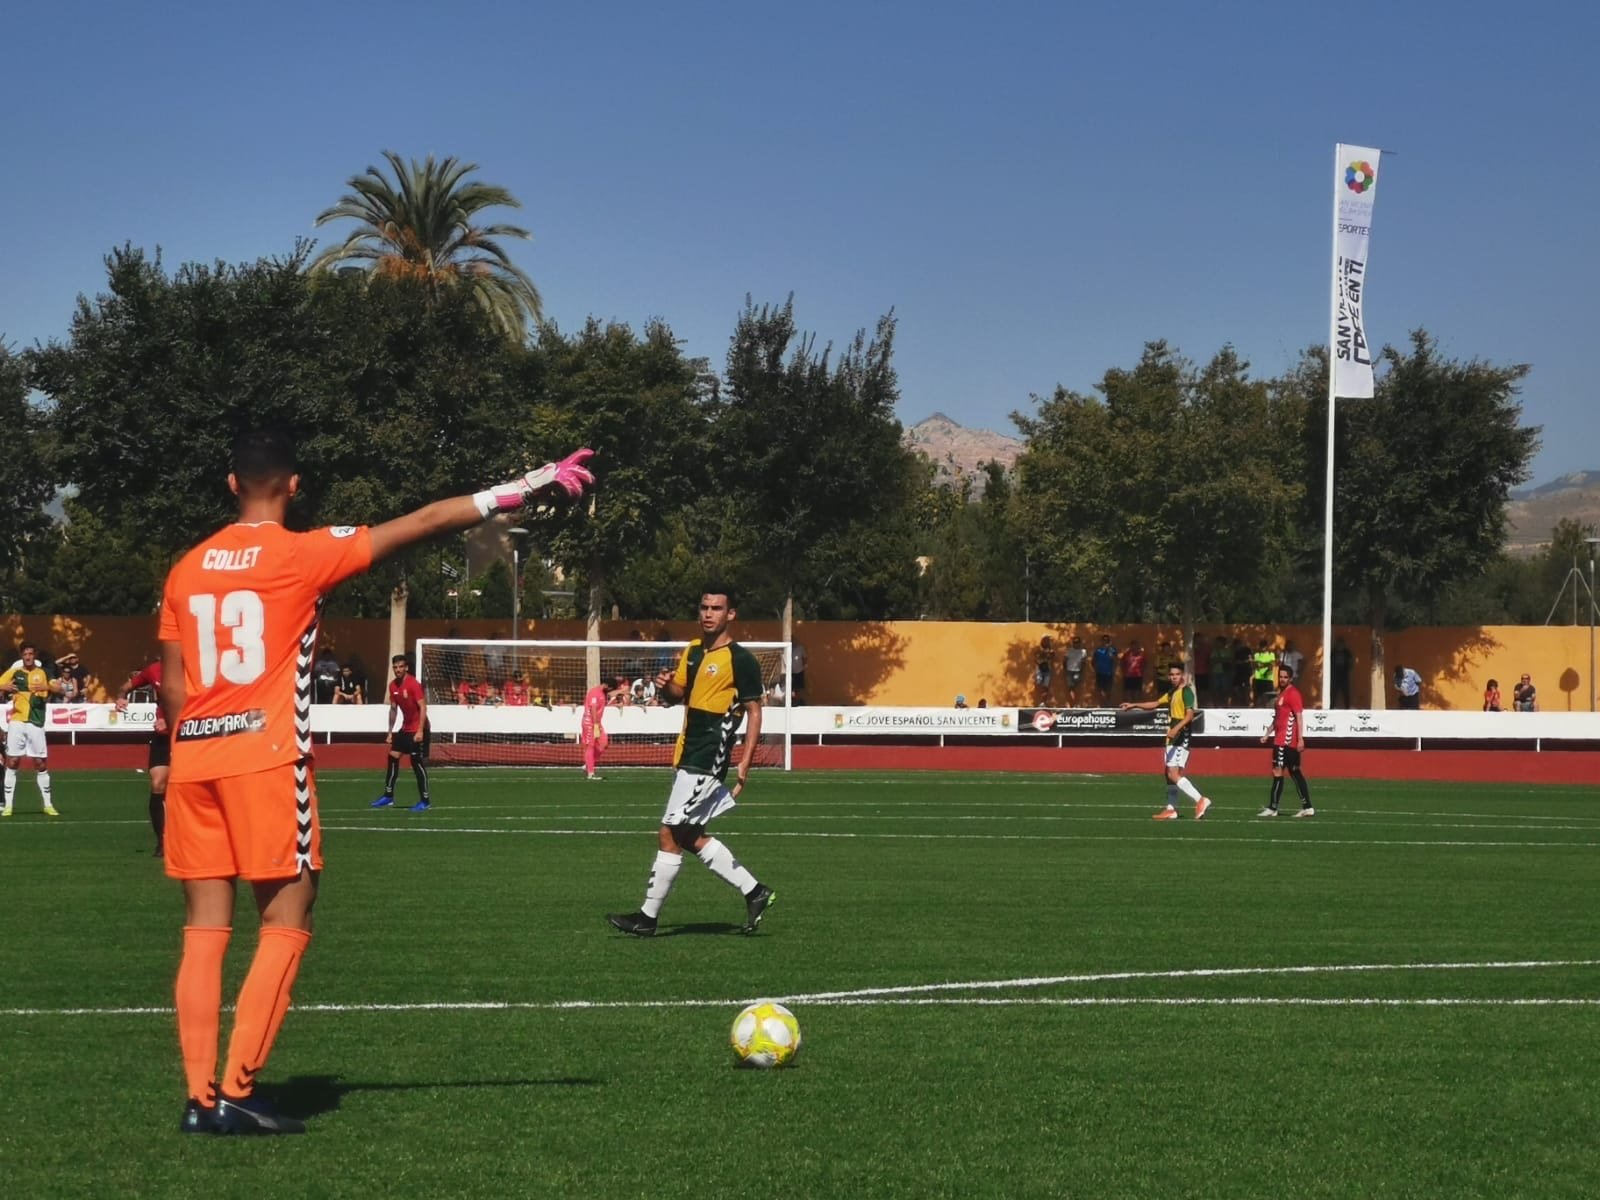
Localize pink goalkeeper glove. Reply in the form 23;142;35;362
474;448;596;517
521;447;597;499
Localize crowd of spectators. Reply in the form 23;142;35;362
1026;633;1366;709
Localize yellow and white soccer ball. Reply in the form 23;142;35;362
730;1001;802;1069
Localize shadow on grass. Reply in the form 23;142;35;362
268;1073;603;1120
658;921;745;937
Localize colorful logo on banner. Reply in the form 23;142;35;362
1344;160;1376;194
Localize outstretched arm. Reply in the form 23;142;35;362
367;449;595;564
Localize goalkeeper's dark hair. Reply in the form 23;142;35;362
700;582;738;608
232;427;297;490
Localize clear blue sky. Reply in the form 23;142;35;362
4;0;1594;483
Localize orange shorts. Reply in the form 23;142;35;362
164;760;323;882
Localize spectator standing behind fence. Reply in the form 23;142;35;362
57;652;90;702
1033;636;1054;701
1092;636;1117;705
1394;665;1423;710
1063;636;1088;707
1330;637;1354;708
1251;640;1277;706
1512;674;1537;712
1121;640;1146;700
1483;679;1502;712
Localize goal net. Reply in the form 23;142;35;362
413;639;792;769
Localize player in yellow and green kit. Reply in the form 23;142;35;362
2;642;62;816
1122;661;1212;821
607;585;775;937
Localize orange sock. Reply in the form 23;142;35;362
221;926;312;1098
175;926;231;1105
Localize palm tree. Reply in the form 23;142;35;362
311;151;542;338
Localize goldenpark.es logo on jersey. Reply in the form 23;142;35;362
1344;160;1377;194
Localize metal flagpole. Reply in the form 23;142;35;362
1320;145;1341;711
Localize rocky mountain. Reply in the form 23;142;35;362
904;413;1023;493
1505;471;1600;554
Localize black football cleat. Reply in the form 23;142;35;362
742;884;776;934
179;1099;217;1134
606;910;658;937
214;1091;307;1136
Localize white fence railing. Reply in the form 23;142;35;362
40;702;1600;749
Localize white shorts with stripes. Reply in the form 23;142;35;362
660;770;738;827
6;721;47;760
1163;743;1191;771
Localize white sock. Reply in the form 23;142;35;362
697;838;757;894
37;770;53;809
1175;776;1203;803
3;767;14;811
641;850;682;918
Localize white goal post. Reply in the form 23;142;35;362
413;638;792;770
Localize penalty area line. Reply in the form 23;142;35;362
6;996;1598;1018
8;958;1597;1018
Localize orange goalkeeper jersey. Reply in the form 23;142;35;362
157;521;373;783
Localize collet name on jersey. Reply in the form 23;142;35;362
202;547;263;571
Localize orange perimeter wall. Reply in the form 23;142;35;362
5;614;1595;713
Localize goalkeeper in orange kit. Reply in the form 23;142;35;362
158;429;593;1135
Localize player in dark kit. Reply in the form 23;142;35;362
1124;663;1211;821
372;655;430;811
118;659;171;854
607;585;775;937
1258;663;1313;818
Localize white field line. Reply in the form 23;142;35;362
323;825;1600;849
8;818;1595;848
5;958;1596;1018
62;771;1600;799
472;812;1600;834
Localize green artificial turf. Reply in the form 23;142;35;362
1;768;1596;1198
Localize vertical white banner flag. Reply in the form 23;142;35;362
1331;143;1380;398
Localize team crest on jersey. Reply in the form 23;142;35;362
705;663;719;676
329;526;358;539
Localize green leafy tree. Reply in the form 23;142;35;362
713;298;923;624
1327;330;1539;691
6;500;161;615
1011;386;1118;620
311;152;542;340
609;495;762;619
30;247;534;638
525;318;710;629
1012;343;1300;647
0;345;58;608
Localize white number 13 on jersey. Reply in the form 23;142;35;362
188;591;267;685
